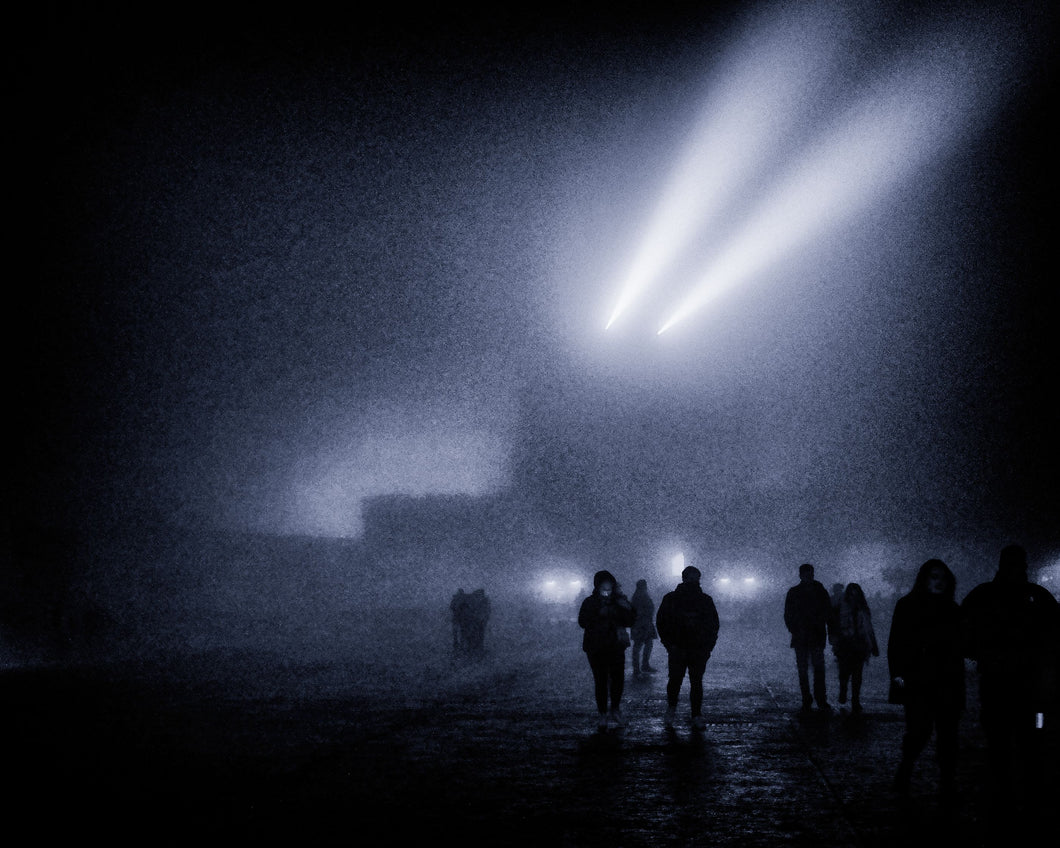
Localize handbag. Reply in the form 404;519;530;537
617;628;631;648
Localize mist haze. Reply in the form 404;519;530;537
7;1;1057;670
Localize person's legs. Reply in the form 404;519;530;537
850;662;864;712
979;681;1018;796
608;649;626;714
587;652;609;716
667;648;687;708
642;639;655;671
688;655;708;718
811;645;828;707
794;645;812;708
935;707;960;797
665;648;687;727
895;699;933;793
631;639;643;675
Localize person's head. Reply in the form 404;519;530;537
799;563;815;582
635;579;648;591
913;559;956;600
996;544;1028;583
832;583;844;596
844;582;866;607
594;570;617;598
681;565;702;585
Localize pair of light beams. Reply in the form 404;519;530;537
604;3;1019;336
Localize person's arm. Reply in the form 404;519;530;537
656;596;673;648
887;599;907;686
706;598;720;653
578;597;592;629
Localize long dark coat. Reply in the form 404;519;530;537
888;591;965;711
784;579;832;649
655;582;720;657
578;590;635;653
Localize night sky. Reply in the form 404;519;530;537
10;2;1058;596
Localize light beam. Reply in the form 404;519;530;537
658;15;1017;335
604;3;858;330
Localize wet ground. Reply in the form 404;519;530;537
3;611;1055;845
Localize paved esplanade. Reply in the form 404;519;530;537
5;609;1055;845
296;612;1052;846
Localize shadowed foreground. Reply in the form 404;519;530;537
3;610;1054;845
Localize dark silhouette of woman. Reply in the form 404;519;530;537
832;582;879;713
578;570;636;730
887;559;964;801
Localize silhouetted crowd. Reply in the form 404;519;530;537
566;543;1059;825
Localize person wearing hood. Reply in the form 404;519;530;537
630;579;659;678
887;559;964;801
578;570;636;730
655;565;720;730
961;544;1060;813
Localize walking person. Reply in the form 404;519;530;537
887;559;964;802
630;579;659;678
784;563;833;713
832;582;879;714
656;565;720;730
578;570;636;731
960;544;1060;818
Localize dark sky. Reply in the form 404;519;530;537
11;2;1058;578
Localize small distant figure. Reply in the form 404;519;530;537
630;579;659;678
960;544;1060;813
784;563;833;713
656;566;720;730
887;559;964;801
463;588;491;658
578;570;636;731
831;582;879;714
450;588;468;656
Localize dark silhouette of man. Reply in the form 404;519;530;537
961;544;1060;813
656;565;720;730
630;579;659;678
784;563;833;713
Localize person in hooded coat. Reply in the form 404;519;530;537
655;565;720;730
578;570;636;730
887;559;964;801
630;579;659;678
961;544;1060;813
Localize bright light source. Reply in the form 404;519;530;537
537;573;586;604
671;552;685;577
744;577;755;584
718;577;731;585
604;2;853;330
601;4;1024;336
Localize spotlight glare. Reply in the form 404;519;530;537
606;2;854;330
659;23;998;334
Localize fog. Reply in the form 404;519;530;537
8;2;1057;672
